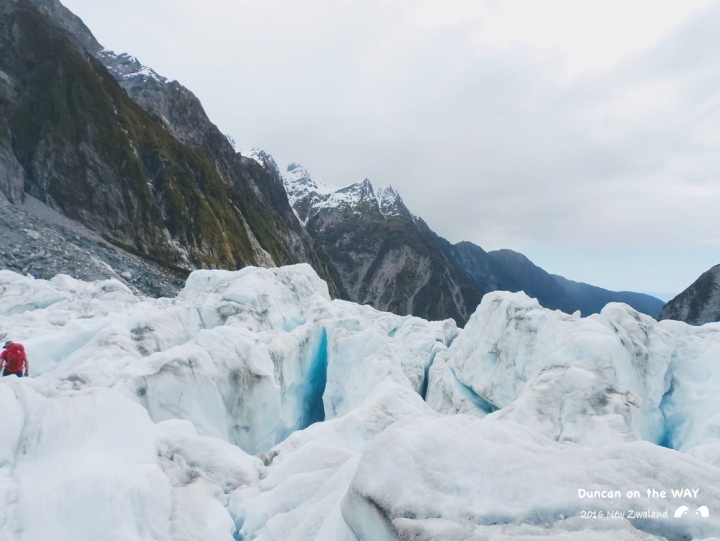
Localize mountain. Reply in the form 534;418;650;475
552;274;665;319
0;0;345;297
455;245;577;313
0;0;662;321
660;264;720;325
283;164;664;324
285;163;482;324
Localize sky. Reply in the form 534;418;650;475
62;0;720;299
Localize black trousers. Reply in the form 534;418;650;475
2;370;22;377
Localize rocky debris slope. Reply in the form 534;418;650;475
283;163;663;325
1;265;720;540
661;264;720;325
0;0;344;297
0;197;184;297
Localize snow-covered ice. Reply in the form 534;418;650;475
2;267;720;540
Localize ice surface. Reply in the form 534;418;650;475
427;292;680;445
2;267;720;539
343;416;720;540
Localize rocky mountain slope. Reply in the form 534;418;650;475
660;264;720;325
0;0;344;297
284;163;481;324
283;164;664;324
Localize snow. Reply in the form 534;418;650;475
282;163;359;223
121;66;162;81
97;49;167;84
375;185;404;216
282;164;398;223
242;148;279;170
283;163;339;200
2;267;720;539
281;162;408;227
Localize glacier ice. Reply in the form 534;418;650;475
2;267;720;540
343;416;720;540
426;292;677;445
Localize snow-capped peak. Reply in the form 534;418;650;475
357;178;375;198
285;163;315;188
316;178;377;211
375;185;403;216
97;49;166;84
282;163;412;224
283;164;339;207
237;148;283;179
376;185;398;202
244;148;271;167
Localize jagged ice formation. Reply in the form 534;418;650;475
1;266;720;540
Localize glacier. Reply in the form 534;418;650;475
1;266;720;540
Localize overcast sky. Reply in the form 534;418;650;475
62;0;720;298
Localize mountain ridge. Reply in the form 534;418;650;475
283;163;664;325
0;0;662;325
660;264;720;325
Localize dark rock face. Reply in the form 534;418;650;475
660;265;720;325
285;165;664;325
0;0;345;297
23;0;102;54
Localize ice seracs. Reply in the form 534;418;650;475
343;416;720;540
2;266;720;540
426;291;675;445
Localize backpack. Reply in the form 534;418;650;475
4;343;26;372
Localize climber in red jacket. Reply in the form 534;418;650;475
0;341;28;377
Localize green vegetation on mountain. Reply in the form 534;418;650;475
0;0;346;298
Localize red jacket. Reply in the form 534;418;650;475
1;343;28;375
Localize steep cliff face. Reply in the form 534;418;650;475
660;265;720;325
284;164;664;325
0;0;345;297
